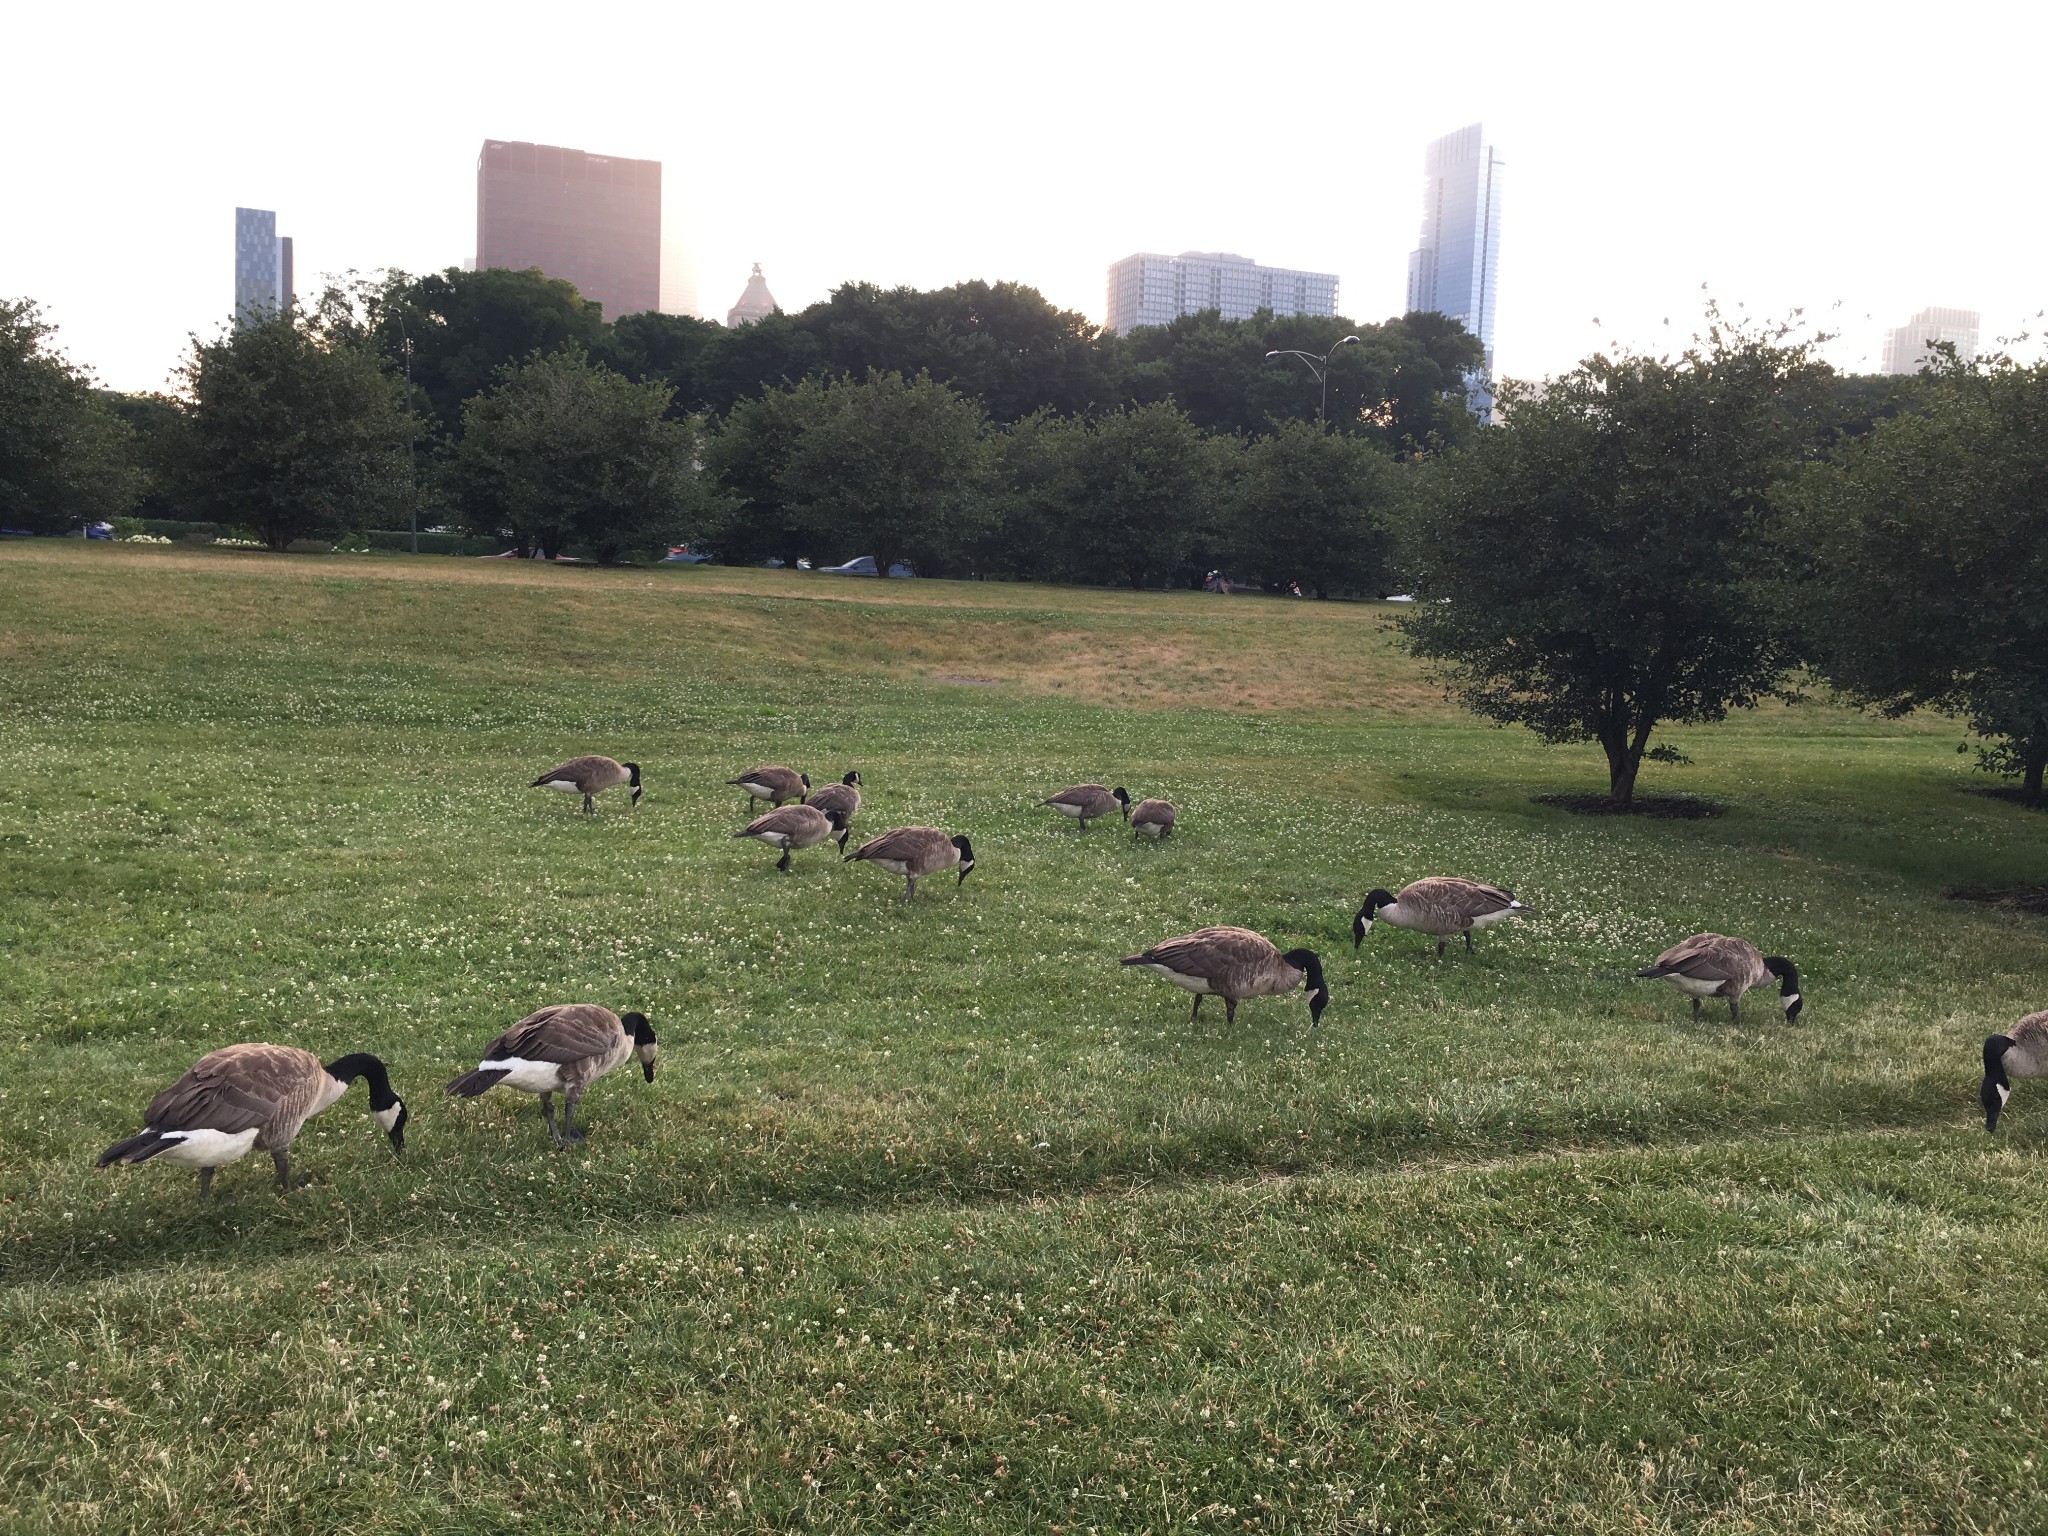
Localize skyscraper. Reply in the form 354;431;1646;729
476;140;661;320
726;264;778;328
233;207;293;323
1882;306;1979;375
1406;123;1505;386
1105;252;1338;335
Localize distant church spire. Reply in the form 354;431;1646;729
726;263;778;328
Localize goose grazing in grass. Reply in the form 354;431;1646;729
728;765;809;809
1983;1013;2048;1132
97;1045;406;1202
1121;927;1329;1026
1634;934;1802;1024
845;826;974;900
734;803;849;871
806;770;862;823
1041;784;1129;831
1130;798;1177;838
1354;877;1532;956
446;1004;657;1147
531;755;642;814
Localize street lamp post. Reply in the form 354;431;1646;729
395;313;417;554
1265;335;1360;430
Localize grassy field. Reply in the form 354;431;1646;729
3;540;2046;1533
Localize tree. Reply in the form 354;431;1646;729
1791;355;2048;802
167;297;412;551
1225;421;1403;597
775;372;994;578
701;383;822;568
369;267;608;435
1397;314;1831;807
445;349;703;563
1060;403;1221;588
0;299;140;533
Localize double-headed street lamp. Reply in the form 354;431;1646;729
1265;334;1359;430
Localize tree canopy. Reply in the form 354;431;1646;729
1791;355;2048;800
165;295;413;551
1398;316;1831;807
444;348;703;563
0;299;139;534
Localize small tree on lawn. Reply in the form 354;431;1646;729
776;371;993;577
1790;352;2048;802
170;297;412;550
1224;419;1403;598
1397;310;1830;808
447;349;704;563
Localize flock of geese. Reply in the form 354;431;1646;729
94;752;2042;1206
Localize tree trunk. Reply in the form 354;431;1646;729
2025;719;2047;807
1600;706;1658;810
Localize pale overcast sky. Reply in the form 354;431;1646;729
8;0;2042;394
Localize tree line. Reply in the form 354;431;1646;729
2;276;2042;806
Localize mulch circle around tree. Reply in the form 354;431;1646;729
1947;884;2048;915
1533;793;1726;820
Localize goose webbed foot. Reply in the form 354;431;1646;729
777;849;793;873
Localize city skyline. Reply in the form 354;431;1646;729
1406;125;1505;380
6;2;2041;393
232;206;292;324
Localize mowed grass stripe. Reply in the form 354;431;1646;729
4;1133;2042;1532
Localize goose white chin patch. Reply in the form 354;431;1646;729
1998;1082;2012;1106
374;1104;403;1133
1781;994;1801;1012
481;1057;566;1094
157;1128;260;1168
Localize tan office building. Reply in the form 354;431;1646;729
476;139;661;321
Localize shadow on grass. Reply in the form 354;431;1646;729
1533;792;1726;820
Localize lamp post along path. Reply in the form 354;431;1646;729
1266;335;1359;430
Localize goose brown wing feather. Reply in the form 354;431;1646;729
143;1044;315;1133
739;805;825;839
535;755;621;790
850;826;951;872
1406;877;1518;916
1645;934;1755;983
1127;926;1276;976
1043;784;1112;811
484;1004;624;1065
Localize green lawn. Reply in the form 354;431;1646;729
3;542;2045;1533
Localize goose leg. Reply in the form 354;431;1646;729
1190;994;1203;1022
1435;938;1447;958
1225;998;1238;1026
1729;997;1740;1025
560;1088;587;1145
541;1092;561;1146
272;1147;291;1192
583;793;594;815
197;1168;215;1204
1464;931;1474;953
777;848;793;873
1691;997;1702;1024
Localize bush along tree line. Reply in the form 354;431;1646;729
3;273;2044;805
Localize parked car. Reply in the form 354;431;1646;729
664;545;712;563
819;555;915;578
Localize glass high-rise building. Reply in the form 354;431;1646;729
233;207;293;324
476;140;661;321
1881;306;1979;375
1406;123;1504;394
1105;252;1338;335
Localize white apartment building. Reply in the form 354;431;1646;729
1881;306;1980;375
1106;251;1338;335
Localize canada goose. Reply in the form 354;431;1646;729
1982;1013;2048;1132
805;770;862;822
446;1005;658;1147
734;803;849;871
1130;798;1177;838
729;766;809;809
1120;926;1329;1026
97;1045;406;1202
1041;784;1130;830
1634;934;1802;1024
531;755;642;814
845;826;975;900
1354;878;1533;956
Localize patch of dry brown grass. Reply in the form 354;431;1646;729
1;542;1449;716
